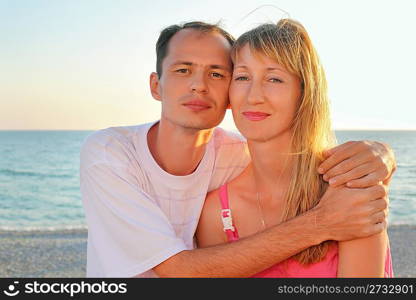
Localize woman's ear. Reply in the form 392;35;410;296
150;72;162;101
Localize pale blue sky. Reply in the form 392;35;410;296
1;0;415;130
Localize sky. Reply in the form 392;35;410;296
1;0;415;130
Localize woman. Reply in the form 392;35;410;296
196;19;393;277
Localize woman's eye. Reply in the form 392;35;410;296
234;76;249;81
269;78;283;83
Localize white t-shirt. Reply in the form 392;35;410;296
80;121;250;277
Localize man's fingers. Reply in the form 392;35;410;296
318;142;357;174
322;141;355;159
371;210;387;224
369;220;387;235
346;168;388;188
346;173;379;188
367;184;388;199
370;197;388;214
327;161;375;186
323;151;370;180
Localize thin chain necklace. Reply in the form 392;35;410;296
253;156;290;232
256;191;267;230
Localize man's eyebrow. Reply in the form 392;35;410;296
210;64;231;71
171;61;231;71
171;61;193;66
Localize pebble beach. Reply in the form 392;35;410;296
0;225;414;278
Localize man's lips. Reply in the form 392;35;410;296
242;111;271;121
183;100;212;112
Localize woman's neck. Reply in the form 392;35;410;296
247;131;294;198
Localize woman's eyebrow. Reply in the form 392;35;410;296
266;66;288;73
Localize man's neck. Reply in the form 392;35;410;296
147;120;214;176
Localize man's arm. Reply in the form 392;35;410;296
318;141;396;188
152;184;387;277
83;131;389;278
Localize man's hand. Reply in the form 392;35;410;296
318;141;396;188
314;184;388;241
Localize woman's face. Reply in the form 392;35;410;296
229;44;302;142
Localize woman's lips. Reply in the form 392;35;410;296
242;111;271;121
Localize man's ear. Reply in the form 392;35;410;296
150;72;162;101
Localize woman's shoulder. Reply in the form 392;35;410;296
337;231;388;277
196;187;228;247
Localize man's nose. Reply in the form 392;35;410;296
190;71;208;93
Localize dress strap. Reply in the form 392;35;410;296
219;184;239;242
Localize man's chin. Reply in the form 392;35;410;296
163;115;224;132
181;122;217;131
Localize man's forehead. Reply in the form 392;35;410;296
171;28;227;43
168;29;231;54
164;29;232;67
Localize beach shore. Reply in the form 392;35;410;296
0;225;415;278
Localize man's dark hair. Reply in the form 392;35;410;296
155;21;235;78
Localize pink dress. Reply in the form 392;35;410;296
218;184;394;277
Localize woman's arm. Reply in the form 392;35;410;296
195;189;228;248
337;230;388;277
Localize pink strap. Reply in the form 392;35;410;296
219;184;239;242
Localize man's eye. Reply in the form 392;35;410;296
234;76;249;81
176;69;189;74
211;72;224;78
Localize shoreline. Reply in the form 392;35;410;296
0;225;415;278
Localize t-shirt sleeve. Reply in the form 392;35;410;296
80;131;187;277
208;130;250;191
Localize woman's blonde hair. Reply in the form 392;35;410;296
232;19;336;264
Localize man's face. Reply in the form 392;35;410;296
151;29;232;131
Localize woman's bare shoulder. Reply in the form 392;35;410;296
196;188;227;248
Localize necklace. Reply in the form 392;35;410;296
256;191;267;230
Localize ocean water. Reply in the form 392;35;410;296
0;131;92;230
0;130;415;231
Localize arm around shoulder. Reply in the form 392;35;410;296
153;205;325;277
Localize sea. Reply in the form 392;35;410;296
0;130;415;231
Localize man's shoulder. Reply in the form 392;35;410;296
81;125;135;152
213;127;247;147
80;122;153;166
212;127;249;161
208;128;250;191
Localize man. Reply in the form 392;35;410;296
80;22;396;277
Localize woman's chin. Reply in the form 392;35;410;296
239;131;274;143
237;127;293;144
